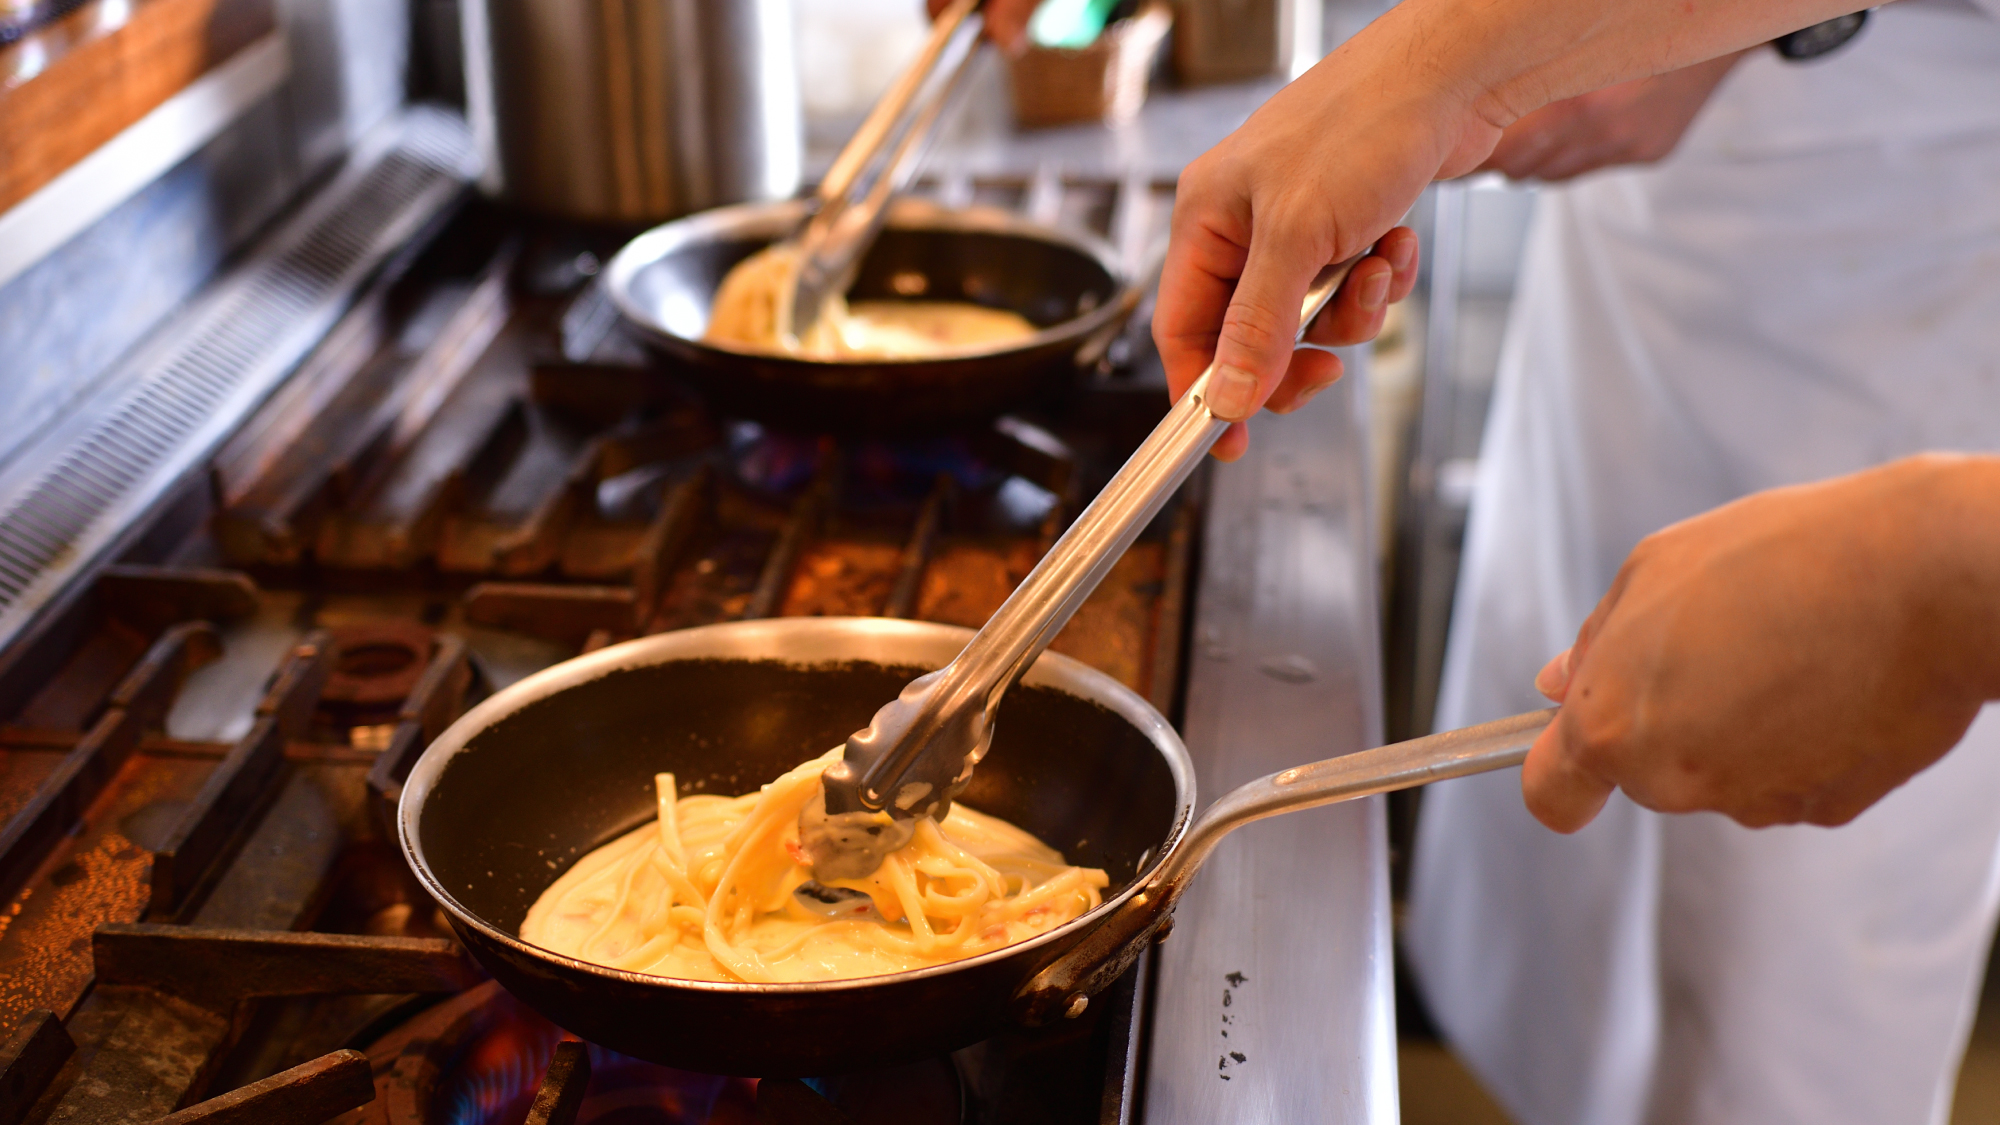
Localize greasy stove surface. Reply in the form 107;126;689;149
0;181;1186;1125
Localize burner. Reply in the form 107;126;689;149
842;437;1002;509
362;984;961;1125
433;1013;755;1125
726;424;1002;507
755;1068;963;1125
321;620;436;728
727;425;833;497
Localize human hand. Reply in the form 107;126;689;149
928;0;1036;53
1146;0;1862;463
1478;51;1745;182
1155;14;1504;460
1174;228;1423;456
1522;456;2000;833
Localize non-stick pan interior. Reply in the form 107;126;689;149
417;658;1180;938
626;226;1119;344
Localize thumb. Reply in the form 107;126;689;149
1522;716;1615;833
1205;231;1327;422
1534;648;1573;700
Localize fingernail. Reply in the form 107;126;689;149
1534;649;1572;698
1359;269;1390;310
1296;377;1336;407
1207;365;1260;421
1389;236;1416;274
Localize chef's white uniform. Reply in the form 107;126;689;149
1404;3;2000;1123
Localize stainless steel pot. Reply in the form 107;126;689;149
461;0;801;223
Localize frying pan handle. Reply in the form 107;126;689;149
1014;875;1186;1026
1073;238;1374;373
1072;240;1168;372
1013;708;1558;1024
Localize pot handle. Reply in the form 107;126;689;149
1013;707;1558;1025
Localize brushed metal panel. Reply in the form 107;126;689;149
1146;353;1397;1123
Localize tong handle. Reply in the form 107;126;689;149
787;0;985;341
851;253;1370;810
818;0;983;208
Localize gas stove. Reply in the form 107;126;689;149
1;115;1187;1125
0;106;1394;1125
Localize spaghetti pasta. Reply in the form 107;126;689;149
519;749;1109;983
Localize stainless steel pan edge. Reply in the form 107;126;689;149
396;616;1197;1000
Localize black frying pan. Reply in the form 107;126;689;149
398;618;1192;1077
601;198;1140;435
398;618;1548;1076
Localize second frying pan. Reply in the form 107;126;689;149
602;197;1142;435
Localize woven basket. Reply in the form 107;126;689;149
1006;1;1173;129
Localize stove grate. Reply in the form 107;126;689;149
0;165;1192;1125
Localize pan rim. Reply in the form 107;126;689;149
398;616;1195;997
602;197;1130;367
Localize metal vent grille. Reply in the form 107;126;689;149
0;109;474;647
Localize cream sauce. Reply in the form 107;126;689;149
703;244;1038;360
519;750;1108;984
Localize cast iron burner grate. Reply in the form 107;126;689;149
0;171;1180;1125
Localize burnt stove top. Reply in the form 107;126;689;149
0;163;1191;1125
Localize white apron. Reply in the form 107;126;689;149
1403;3;2000;1123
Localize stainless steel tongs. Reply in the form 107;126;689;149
799;255;1373;881
781;0;987;346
